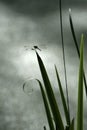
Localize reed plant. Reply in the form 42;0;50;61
23;0;87;130
35;0;86;129
36;34;84;130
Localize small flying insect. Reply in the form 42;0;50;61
32;46;41;51
24;45;45;52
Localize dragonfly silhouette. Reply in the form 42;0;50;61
24;45;41;51
32;46;41;51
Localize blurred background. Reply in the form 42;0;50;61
0;0;87;130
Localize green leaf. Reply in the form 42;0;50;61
69;9;87;97
69;118;74;130
36;79;55;130
69;8;80;57
59;0;70;116
36;52;64;130
77;34;84;130
55;65;70;125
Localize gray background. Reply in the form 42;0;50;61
0;0;87;130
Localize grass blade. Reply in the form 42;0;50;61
69;9;87;97
69;119;74;130
69;9;80;56
77;34;84;130
59;0;70;115
55;65;70;125
36;51;64;130
36;79;55;130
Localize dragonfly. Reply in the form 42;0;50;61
24;44;46;51
32;46;41;51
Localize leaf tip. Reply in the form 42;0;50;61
69;8;71;13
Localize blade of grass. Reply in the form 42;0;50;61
55;65;70;125
69;119;74;130
36;79;55;130
36;51;64;130
69;9;80;56
65;126;69;130
59;0;70;115
77;34;84;130
69;9;87;97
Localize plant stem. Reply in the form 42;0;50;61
59;0;70;119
